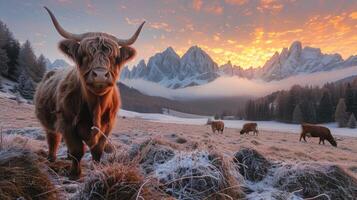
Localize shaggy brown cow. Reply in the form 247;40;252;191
240;123;258;135
207;120;225;134
34;7;144;179
300;124;337;147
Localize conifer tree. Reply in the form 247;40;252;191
345;83;354;113
292;104;303;124
347;113;356;129
335;98;348;127
18;70;36;99
318;91;333;123
17;40;38;82
0;48;9;76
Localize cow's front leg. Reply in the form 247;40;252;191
88;105;102;148
46;131;62;162
63;132;85;180
90;135;107;162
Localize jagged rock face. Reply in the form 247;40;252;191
219;61;256;79
120;46;219;89
179;46;218;81
258;41;355;81
121;42;357;88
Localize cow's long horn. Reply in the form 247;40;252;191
117;21;145;46
44;7;84;41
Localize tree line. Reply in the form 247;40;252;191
244;79;357;128
0;20;46;99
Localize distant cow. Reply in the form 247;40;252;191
300;124;337;147
240;123;258;135
207;120;224;134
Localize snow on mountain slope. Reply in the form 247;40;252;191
119;109;357;137
257;41;357;81
45;58;70;69
121;46;219;88
121;41;357;88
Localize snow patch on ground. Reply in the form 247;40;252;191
119;109;357;138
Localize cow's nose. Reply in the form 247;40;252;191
92;68;110;82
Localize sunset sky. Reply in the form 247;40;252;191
0;0;356;68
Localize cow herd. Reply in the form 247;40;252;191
36;7;339;180
207;120;338;147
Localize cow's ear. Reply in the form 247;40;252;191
117;46;136;65
59;39;80;62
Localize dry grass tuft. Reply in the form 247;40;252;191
74;163;167;200
273;163;357;199
0;148;59;200
129;139;176;174
233;147;271;182
175;137;187;144
154;150;244;200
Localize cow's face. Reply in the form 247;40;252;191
44;7;144;96
240;130;244;135
59;37;135;95
329;139;337;147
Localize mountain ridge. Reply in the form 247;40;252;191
120;41;357;88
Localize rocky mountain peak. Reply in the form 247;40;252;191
121;41;357;87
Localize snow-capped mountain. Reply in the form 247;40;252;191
45;58;70;69
257;41;357;81
218;61;255;79
121;41;357;88
121;46;219;88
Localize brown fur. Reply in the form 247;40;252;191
300;124;337;147
35;35;137;179
240;123;258;135
207;121;225;134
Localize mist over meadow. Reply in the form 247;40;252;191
122;66;357;100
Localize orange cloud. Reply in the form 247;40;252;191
257;0;283;14
349;12;357;20
205;4;224;15
225;0;248;5
192;0;203;11
213;34;221;41
205;12;356;68
125;17;144;25
150;22;172;32
126;17;172;32
192;1;224;15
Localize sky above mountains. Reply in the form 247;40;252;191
0;0;356;68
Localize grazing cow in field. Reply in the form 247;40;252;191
34;7;144;179
240;123;259;135
207;120;225;134
300;124;337;147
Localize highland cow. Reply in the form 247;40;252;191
300;124;337;147
240;123;258;135
34;7;144;179
207;120;224;134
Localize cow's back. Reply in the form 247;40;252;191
302;124;329;137
211;121;224;130
216;121;224;130
243;123;257;131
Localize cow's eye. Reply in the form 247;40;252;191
115;56;121;65
102;46;110;54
